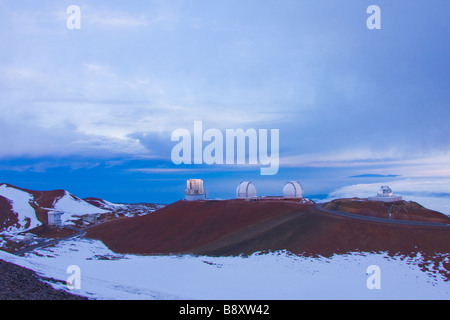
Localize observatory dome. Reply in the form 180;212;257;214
236;181;257;199
377;186;393;197
368;185;402;202
185;179;206;201
283;181;303;198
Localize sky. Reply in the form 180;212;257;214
0;0;449;204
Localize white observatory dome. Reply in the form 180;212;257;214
377;186;393;197
368;185;402;202
236;181;257;199
185;178;206;201
283;181;303;198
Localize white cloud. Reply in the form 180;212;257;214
0;2;179;38
77;4;179;30
128;168;194;174
0;118;147;159
84;10;151;28
280;147;402;168
281;148;450;179
1;1;448;172
0;54;285;161
2;67;47;82
82;63;116;77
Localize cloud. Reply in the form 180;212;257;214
280;148;402;168
82;63;116;77
0;118;147;159
2;67;47;82
280;147;450;179
128;168;194;174
76;3;180;30
0;2;179;39
86;11;149;28
0;1;449;180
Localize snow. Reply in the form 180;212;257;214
0;238;448;300
0;184;41;231
101;200;127;209
322;178;450;216
52;191;110;224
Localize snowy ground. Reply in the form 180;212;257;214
0;237;448;300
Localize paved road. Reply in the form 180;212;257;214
314;203;450;228
13;226;86;256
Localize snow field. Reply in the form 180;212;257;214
0;238;448;300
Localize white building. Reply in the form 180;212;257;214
236;181;257;199
185;179;207;201
47;210;63;226
283;181;303;198
368;186;402;202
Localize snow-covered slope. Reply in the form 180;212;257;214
0;184;41;231
52;191;109;224
0;238;448;300
83;197;127;210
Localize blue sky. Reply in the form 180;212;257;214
0;0;449;204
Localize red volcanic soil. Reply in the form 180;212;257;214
86;199;450;259
86;199;308;255
0;196;16;229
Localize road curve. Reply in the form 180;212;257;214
13;226;86;256
314;203;450;228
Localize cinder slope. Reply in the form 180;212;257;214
86;199;310;254
86;199;450;259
